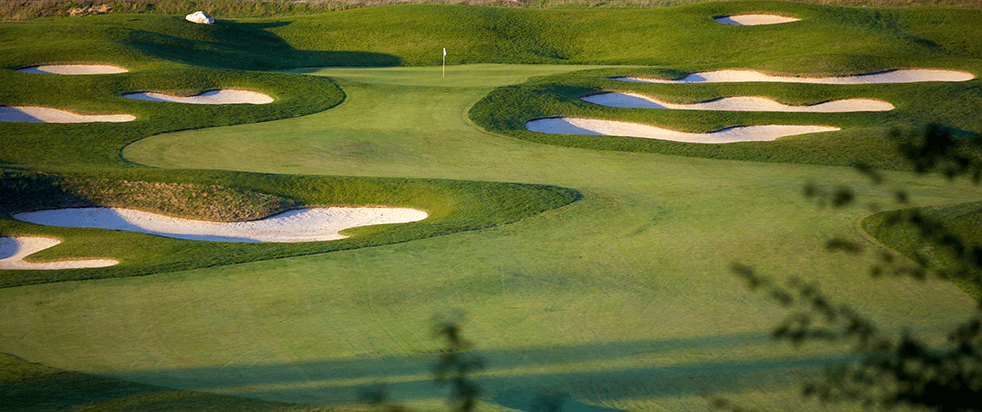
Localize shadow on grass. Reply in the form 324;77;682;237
103;333;854;410
122;20;401;70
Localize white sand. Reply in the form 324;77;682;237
0;237;118;270
614;69;975;84
13;207;429;243
526;117;839;144
16;64;128;75
714;14;801;25
122;89;274;105
582;92;894;112
0;106;135;123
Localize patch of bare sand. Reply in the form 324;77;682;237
582;92;894;112
13;207;429;243
614;69;975;84
122;89;274;105
0;106;135;123
16;64;128;75
526;117;839;144
714;14;801;25
0;237;118;270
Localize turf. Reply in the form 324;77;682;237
469;68;982;168
20;65;982;411
2;1;982;411
0;353;342;412
863;201;982;300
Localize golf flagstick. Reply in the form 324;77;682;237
443;47;446;78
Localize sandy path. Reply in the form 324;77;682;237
16;64;128;75
526;117;838;144
0;106;135;123
614;69;975;84
122;89;274;105
13;207;428;243
582;92;894;112
714;14;800;25
0;237;118;270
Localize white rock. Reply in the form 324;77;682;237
185;11;214;24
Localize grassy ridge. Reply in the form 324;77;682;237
10;3;979;71
0;169;578;288
264;3;982;70
0;67;344;168
469;67;982;168
3;0;979;23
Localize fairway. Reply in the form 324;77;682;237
2;2;982;412
6;64;979;411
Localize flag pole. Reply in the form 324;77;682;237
442;48;446;78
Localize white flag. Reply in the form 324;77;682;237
443;48;447;57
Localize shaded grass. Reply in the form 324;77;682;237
0;170;303;221
862;201;982;300
1;353;345;412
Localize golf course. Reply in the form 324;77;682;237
2;0;981;411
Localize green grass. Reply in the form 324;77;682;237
469;67;982;168
863;201;982;300
56;65;982;411
2;1;982;411
0;168;577;288
0;353;343;412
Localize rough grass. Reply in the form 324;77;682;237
2;0;978;23
0;170;303;221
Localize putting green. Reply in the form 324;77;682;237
4;64;974;411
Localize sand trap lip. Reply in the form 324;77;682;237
0;237;118;270
16;64;128;75
0;106;135;123
526;117;839;144
714;14;801;25
613;69;975;84
122;89;274;105
13;207;428;243
582;92;894;112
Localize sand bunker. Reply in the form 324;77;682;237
13;207;428;243
16;64;128;75
0;106;135;123
526;117;838;144
614;69;975;84
582;92;894;112
0;237;118;270
714;14;801;25
122;89;274;105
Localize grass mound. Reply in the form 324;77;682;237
469;65;980;169
1;67;345;168
0;169;579;287
863;201;982;300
